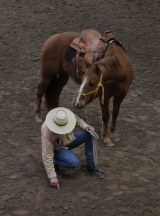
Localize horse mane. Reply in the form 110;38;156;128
96;56;125;80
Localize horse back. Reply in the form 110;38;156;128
40;32;80;77
41;32;80;57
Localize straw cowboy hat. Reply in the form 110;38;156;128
46;107;76;134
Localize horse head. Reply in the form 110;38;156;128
73;62;105;109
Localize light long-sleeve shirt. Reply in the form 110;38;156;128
41;114;89;179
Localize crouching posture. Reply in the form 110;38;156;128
41;107;104;189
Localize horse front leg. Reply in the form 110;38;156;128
110;95;126;143
101;100;114;147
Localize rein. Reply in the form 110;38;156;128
77;73;104;105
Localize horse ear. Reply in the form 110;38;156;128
84;60;92;69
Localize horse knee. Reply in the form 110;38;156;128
37;91;41;98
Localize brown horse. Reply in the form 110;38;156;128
73;34;134;146
34;29;106;122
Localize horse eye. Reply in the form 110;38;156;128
89;82;94;86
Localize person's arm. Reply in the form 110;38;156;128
75;114;95;131
41;123;60;189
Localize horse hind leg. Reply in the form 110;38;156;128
110;94;126;143
45;76;59;112
57;73;69;97
34;77;53;123
45;73;69;112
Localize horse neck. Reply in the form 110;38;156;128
104;43;117;57
99;46;121;81
104;39;126;57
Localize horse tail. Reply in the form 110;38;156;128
45;76;58;112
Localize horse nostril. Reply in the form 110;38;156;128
75;103;79;109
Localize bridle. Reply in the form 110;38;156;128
77;73;105;105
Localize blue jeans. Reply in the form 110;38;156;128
54;130;94;168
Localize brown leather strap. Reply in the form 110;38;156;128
75;48;81;75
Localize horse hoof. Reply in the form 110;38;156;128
111;137;120;143
35;118;43;123
104;142;114;147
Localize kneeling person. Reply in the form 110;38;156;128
41;107;104;189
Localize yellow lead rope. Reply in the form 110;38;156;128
77;73;104;105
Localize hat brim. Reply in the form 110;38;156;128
46;107;76;134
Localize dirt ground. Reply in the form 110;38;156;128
0;0;160;215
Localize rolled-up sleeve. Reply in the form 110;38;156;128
41;122;57;179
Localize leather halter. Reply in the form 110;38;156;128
77;73;104;105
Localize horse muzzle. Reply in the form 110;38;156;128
74;103;84;110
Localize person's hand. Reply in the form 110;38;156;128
85;125;95;132
50;177;60;190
